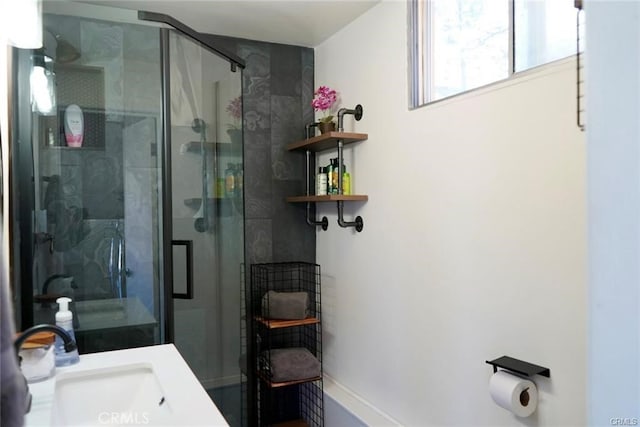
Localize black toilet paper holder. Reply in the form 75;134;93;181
486;356;550;378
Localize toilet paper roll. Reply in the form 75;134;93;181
489;370;538;417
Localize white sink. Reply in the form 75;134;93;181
25;344;228;426
51;363;171;426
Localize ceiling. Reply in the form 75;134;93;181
76;0;380;47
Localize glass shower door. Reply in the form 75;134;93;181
13;7;244;423
26;12;166;352
168;30;244;426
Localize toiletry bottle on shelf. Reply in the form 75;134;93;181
225;163;236;197
342;165;351;195
235;163;243;194
316;167;327;196
331;158;339;194
326;160;334;194
54;297;80;366
216;178;225;198
64;104;84;148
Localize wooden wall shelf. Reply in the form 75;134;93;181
285;195;368;203
285;117;368;232
287;132;367;152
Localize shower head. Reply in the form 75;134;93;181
55;36;80;63
44;28;80;63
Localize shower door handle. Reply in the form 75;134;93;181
171;240;193;299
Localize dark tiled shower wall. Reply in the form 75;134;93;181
203;34;316;265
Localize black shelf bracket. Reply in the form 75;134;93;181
305;122;320;139
335;105;365;231
298;109;366;232
337;104;363;132
486;356;550;378
337;200;363;232
304;149;329;230
306;202;328;231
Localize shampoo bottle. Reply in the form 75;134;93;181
235;163;243;194
225;163;236;197
342;165;351;195
326;161;334;194
54;297;80;366
316;167;327;196
330;158;339;194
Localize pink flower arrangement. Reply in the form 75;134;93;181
226;96;242;128
312;85;339;123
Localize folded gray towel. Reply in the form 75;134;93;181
261;291;309;320
260;348;321;383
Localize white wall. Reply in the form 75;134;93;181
315;1;586;425
586;1;640;422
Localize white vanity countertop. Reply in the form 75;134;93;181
25;344;229;426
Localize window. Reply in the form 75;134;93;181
409;0;581;107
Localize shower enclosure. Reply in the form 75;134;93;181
10;3;245;425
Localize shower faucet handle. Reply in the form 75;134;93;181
191;118;206;134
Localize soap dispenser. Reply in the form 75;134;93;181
54;297;80;366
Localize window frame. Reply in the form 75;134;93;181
408;0;577;109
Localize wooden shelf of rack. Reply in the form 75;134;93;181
257;371;322;388
255;316;320;329
273;420;309;427
287;132;368;152
285;195;368;203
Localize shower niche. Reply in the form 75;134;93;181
39;63;106;150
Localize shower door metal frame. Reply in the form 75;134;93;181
12;48;37;329
139;11;245;72
159;28;175;343
158;22;249;426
